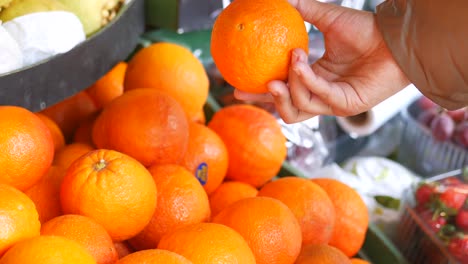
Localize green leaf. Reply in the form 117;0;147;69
374;196;401;210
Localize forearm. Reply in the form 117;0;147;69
375;0;468;109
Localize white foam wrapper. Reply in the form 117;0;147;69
336;84;422;137
0;24;23;75
3;11;86;67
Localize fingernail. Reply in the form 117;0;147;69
269;87;279;97
292;50;300;63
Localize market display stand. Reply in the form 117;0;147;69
0;0;145;112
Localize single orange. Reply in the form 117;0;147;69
158;223;256;264
180;122;229;194
258;177;336;245
92;88;189;167
0;236;96;264
350;258;371;264
0;106;54;191
36;112;66;152
40;91;99;141
213;196;302;264
209;181;258;217
116;249;193;264
295;244;352;264
60;149;158;241
312;178;369;257
207;104;286;187
211;0;309;93
73;112;99;146
124;42;209;123
129;164;210;250
0;184;40;256
53;142;95;170
41;214;118;264
114;242;133;259
24;166;65;224
86;62;127;109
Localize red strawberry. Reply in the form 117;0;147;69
448;236;468;263
456;209;468;232
439;188;467;211
419;209;447;233
415;184;436;206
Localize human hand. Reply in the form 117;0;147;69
234;0;410;123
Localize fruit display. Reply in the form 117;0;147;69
416;96;468;148
0;0;127;75
396;170;468;263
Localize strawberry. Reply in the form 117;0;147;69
448;236;468;263
456;209;468;232
419;209;447;233
439;188;467;211
415;184;436;206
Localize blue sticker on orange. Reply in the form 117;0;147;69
195;162;208;185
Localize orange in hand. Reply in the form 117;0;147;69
211;0;309;93
213;197;302;264
208;104;286;188
92;88;189;167
312;178;369;257
258;177;336;245
129;164;210;250
60;149;157;241
125;42;209;123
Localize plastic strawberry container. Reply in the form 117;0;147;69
395;168;468;264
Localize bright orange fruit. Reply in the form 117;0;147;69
209;181;258;217
180;122;229;194
0;106;54;191
36;112;66;152
86;62;127;109
129;164;210;250
53;142;94;170
0;184;40;256
312;178;369;257
158;223;256;264
258;177;336;245
208;104;286;187
124;42;209;123
60;149;157;241
92;88;189;167
211;0;309;93
295;244;352;264
116;249;193;264
213;197;302;264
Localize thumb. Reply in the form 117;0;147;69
287;0;344;31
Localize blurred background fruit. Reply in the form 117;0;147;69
86;62;127;109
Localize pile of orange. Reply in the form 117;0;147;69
0;0;372;262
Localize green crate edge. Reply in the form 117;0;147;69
204;93;410;264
